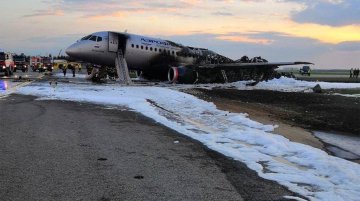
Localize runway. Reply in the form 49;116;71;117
0;93;300;201
1;70;360;201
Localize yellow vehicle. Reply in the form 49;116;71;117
69;62;82;71
53;60;82;71
53;59;68;71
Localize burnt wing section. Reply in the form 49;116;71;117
167;58;312;84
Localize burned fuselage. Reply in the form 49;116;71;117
66;31;311;84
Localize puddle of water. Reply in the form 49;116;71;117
327;146;360;160
313;131;360;161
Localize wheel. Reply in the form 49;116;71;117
14;68;17;72
4;69;9;76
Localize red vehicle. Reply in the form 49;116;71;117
13;54;28;72
30;56;53;72
30;56;42;72
42;56;53;72
0;51;15;76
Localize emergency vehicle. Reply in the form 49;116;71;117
0;50;15;76
30;56;43;72
13;54;28;72
53;59;68;71
42;56;54;72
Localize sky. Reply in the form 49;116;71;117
0;0;359;69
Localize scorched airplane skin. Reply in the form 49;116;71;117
66;31;312;83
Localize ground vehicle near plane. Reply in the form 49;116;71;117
30;56;53;72
53;59;68;71
13;54;28;72
67;62;82;71
66;31;312;83
30;56;42;72
299;66;311;76
42;56;53;72
0;51;15;76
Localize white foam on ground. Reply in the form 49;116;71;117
176;77;360;93
234;77;360;92
283;196;308;201
314;131;360;157
334;93;360;98
0;80;28;97
16;83;360;201
53;72;87;79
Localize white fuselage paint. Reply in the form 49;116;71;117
66;31;196;70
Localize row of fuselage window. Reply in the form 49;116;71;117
131;44;177;56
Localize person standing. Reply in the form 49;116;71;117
354;68;358;79
63;64;67;77
67;63;73;77
71;64;76;77
356;68;359;78
350;68;353;78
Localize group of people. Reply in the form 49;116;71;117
62;63;81;77
350;68;360;78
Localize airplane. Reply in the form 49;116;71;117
65;31;312;84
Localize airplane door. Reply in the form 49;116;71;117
118;34;127;54
108;32;119;52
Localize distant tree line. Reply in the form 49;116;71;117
12;53;73;62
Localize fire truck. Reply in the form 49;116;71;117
30;56;54;72
13;54;28;72
30;56;43;72
42;56;53;72
0;50;15;76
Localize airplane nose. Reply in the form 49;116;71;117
65;44;79;57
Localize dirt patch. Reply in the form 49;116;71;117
185;89;360;136
183;88;360;155
214;98;323;150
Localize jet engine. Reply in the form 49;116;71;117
168;66;199;84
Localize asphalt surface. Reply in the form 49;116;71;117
0;94;240;201
0;70;302;200
0;93;301;201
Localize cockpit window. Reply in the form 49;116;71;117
97;37;102;42
81;35;92;40
89;36;97;41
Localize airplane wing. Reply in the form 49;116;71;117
197;61;313;69
168;61;314;84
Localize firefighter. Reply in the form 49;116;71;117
64;64;69;77
72;64;76;77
